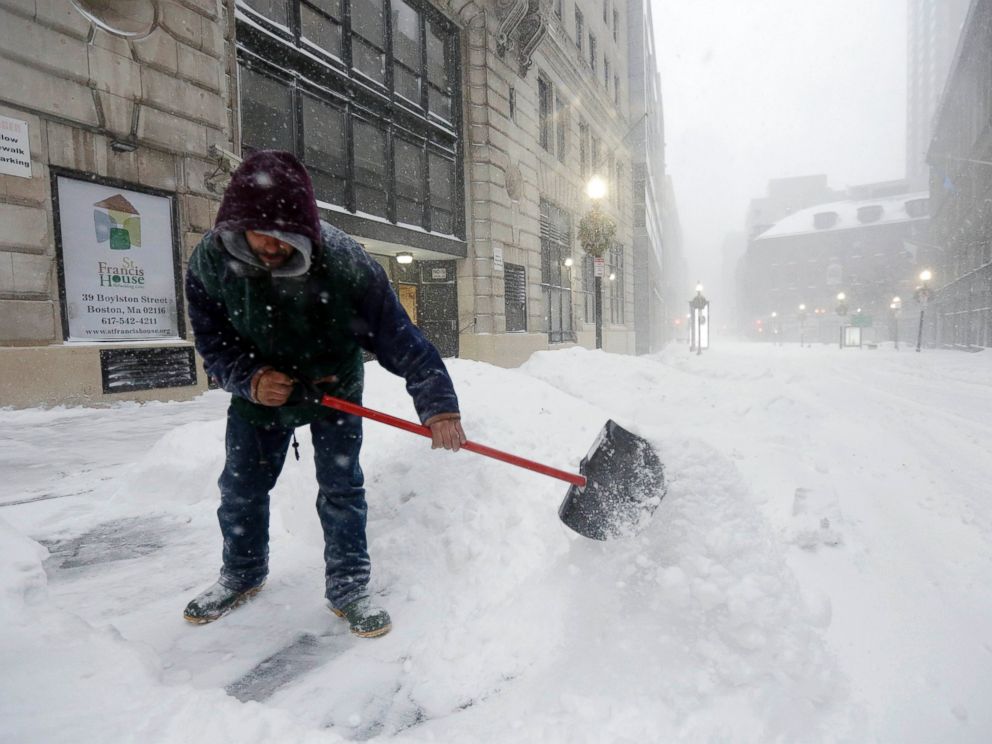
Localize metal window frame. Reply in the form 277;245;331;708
235;0;464;240
504;262;528;332
540;199;576;343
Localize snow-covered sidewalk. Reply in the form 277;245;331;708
1;342;990;743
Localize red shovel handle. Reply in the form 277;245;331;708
318;394;587;488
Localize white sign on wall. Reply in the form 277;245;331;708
55;175;180;342
493;242;504;272
0;115;32;178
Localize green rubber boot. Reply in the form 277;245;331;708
331;596;392;638
183;581;264;624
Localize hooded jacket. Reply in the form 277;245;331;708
185;150;459;429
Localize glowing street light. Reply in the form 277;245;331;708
915;269;935;352
585;175;608;201
579;176;616;349
689;281;709;355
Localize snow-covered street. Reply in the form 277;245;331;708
2;342;990;743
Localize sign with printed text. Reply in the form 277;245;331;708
56;175;180;342
0;115;32;178
594;256;605;277
493;242;504;272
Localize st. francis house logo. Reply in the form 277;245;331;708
93;194;141;250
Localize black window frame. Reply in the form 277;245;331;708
540;199;576;343
555;92;567;163
575;6;584;52
579;119;589;178
608;242;624;324
235;0;464;240
538;73;553;153
504;263;527;332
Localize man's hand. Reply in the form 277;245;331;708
424;413;466;451
252;368;294;407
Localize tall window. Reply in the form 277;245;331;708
613;8;619;41
538;74;553;152
604;58;610;89
608;243;624;324
589;34;597;73
579;119;589;178
614;75;620;106
602;0;608;23
591;135;600;173
504;263;527;332
575;6;584;52
615;161;624;211
540;200;575;343
555;93;567;162
236;0;462;237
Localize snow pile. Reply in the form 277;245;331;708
3;343;991;742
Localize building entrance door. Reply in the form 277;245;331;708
398;284;418;324
417;261;458;358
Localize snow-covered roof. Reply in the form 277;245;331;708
755;191;930;241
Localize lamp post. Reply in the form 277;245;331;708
579;176;614;350
836;292;848;349
915;269;933;352
798;303;807;347
771;311;780;345
689;282;709;355
814;307;825;344
889;296;902;350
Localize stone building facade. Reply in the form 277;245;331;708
0;0;659;407
0;0;231;407
927;0;992;349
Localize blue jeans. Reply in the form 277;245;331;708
217;405;369;609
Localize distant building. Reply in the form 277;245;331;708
628;0;669;354
746;175;841;241
741;190;930;343
927;0;992;348
906;0;970;189
660;175;687;339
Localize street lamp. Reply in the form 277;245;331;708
579;177;615;350
813;307;826;344
890;296;902;350
689;282;709;355
798;303;808;347
836;292;848;349
770;311;781;345
915;269;933;352
585;176;608;201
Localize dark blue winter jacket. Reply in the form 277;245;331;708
186;220;460;429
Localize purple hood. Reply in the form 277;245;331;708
214;150;322;246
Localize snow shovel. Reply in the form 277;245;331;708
310;393;666;540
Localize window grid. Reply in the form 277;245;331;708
235;0;463;238
504;263;527;332
540;200;576;343
608;243;624;324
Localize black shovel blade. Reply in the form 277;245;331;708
558;420;666;540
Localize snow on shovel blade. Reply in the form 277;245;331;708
558;420;666;540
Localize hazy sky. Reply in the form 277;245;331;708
652;0;907;302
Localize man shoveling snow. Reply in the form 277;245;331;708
182;150;465;637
